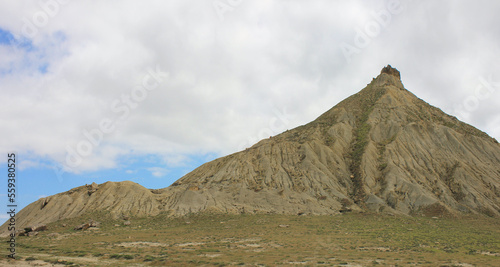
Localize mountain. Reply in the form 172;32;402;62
4;65;500;231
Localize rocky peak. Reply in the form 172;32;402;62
380;64;401;80
314;65;408;124
367;65;405;91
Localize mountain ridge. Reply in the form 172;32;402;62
3;65;500;231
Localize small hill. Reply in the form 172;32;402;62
10;181;161;229
3;65;500;231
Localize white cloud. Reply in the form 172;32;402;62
147;167;168;178
18;160;51;171
0;0;499;176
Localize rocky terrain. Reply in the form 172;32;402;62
3;65;500;232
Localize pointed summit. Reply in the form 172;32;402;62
366;64;405;91
4;66;500;230
314;65;409;125
380;64;401;80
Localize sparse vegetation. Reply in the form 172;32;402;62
113;254;134;260
441;162;466;201
4;211;498;266
378;162;388;171
348;85;386;203
143;255;156;262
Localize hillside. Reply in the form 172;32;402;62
156;65;500;217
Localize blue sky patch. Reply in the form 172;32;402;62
0;27;34;51
0;28;14;45
38;63;49;74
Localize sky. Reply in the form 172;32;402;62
1;0;500;217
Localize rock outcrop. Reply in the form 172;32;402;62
2;65;500;231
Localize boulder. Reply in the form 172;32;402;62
15;229;26;236
41;198;49;209
88;220;100;228
74;220;100;230
87;182;99;195
74;223;90;231
33;225;48;232
27;231;38;237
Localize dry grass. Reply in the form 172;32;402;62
2;212;499;266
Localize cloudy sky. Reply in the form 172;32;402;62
1;0;499;213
